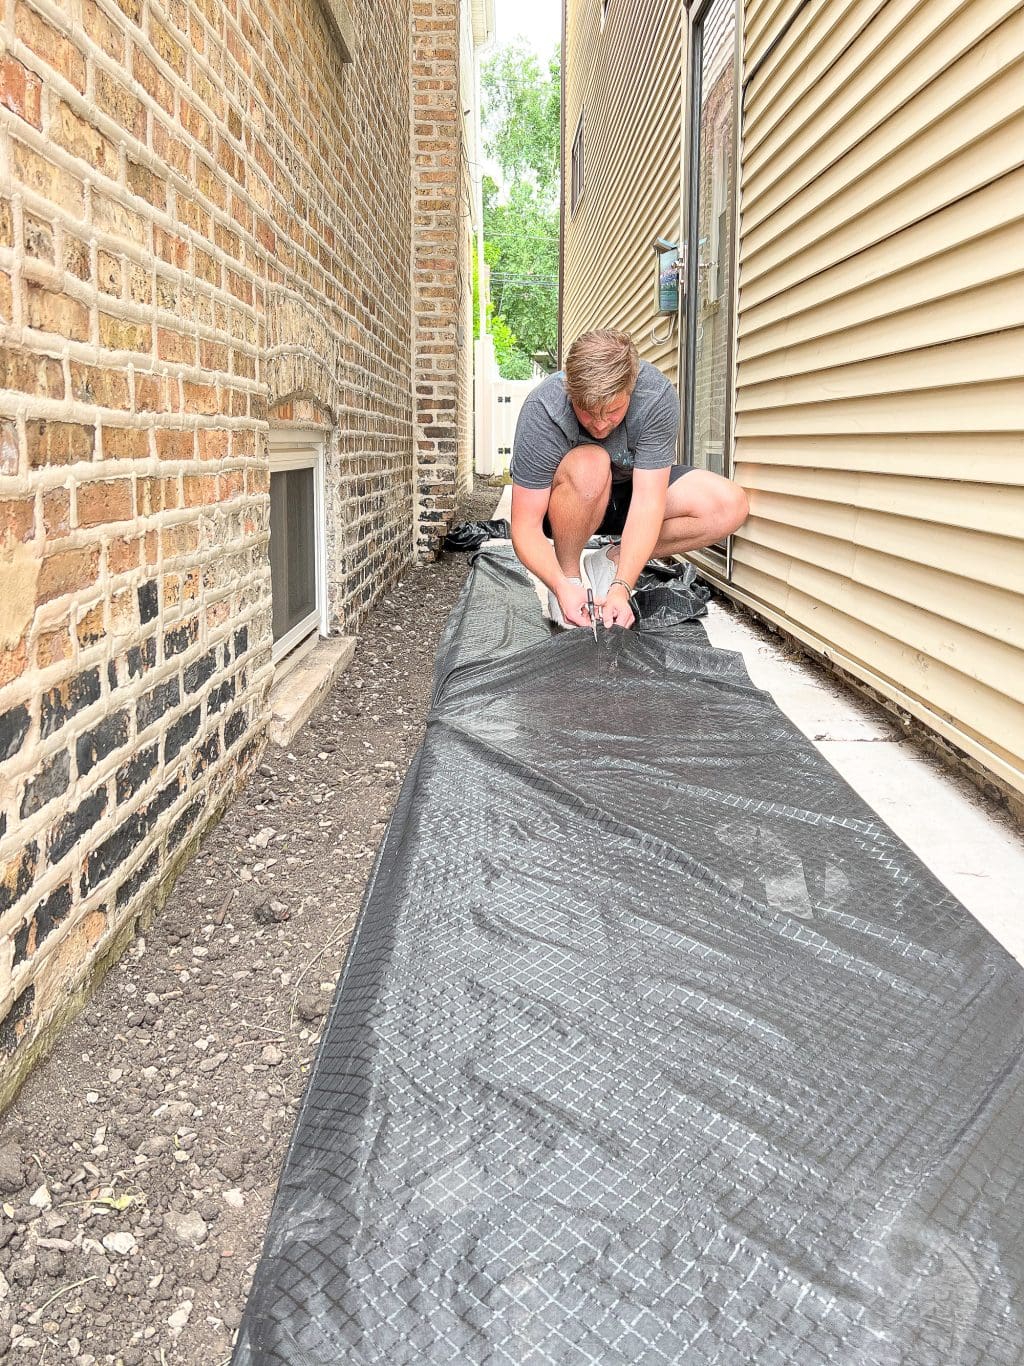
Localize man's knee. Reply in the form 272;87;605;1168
552;444;611;503
722;479;749;533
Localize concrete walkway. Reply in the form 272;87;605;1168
491;486;1024;965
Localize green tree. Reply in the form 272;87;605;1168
481;42;560;378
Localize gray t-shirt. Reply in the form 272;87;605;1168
511;360;679;489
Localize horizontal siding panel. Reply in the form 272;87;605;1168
739;167;1023;319
743;512;1024;643
734;434;1024;484
742;62;1024;273
736;329;1024;407
735;467;1024;540
734;381;1022;435
747;497;1024;594
745;0;883;144
745;0;928;168
738;222;1023;363
743;0;805;77
745;0;1018;223
738;279;1024;382
731;556;1024;769
740;118;1023;299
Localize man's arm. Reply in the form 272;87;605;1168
600;466;671;628
510;484;592;628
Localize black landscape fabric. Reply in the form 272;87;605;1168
234;546;1024;1365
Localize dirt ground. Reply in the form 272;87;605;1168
0;490;498;1365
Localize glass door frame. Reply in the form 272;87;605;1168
678;0;743;575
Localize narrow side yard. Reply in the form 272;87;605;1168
0;493;493;1365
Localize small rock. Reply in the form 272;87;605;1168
217;1153;244;1181
167;1299;193;1330
222;1189;244;1210
251;827;276;850
0;1148;25;1195
28;1183;52;1210
101;1231;137;1257
296;991;327;1022
261;1045;283;1067
162;1209;208;1247
198;1251;221;1283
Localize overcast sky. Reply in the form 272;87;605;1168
494;0;561;56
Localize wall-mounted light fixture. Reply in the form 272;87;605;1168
652;237;680;316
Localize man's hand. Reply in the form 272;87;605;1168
599;582;635;630
555;578;594;629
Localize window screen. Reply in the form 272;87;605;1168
269;466;317;644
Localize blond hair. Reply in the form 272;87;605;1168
564;329;640;411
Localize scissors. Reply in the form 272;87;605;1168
586;588;599;643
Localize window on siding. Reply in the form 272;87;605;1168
571;112;585;215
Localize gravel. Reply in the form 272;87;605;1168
0;493;496;1364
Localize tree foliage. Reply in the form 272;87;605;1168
481;43;560;378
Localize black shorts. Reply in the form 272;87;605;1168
542;463;694;539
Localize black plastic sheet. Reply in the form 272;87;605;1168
234;546;1024;1365
443;518;511;551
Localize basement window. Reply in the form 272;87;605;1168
571;112;585;214
268;429;327;665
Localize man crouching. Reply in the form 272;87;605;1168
509;329;749;629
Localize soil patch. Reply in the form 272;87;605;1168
0;492;497;1364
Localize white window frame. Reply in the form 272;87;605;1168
268;428;328;667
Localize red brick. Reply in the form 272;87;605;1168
26;283;90;341
156;429;194;461
134;375;167;413
131;48;174;116
197;429;229;461
26;420;94;468
102;427;150;460
0;346;64;398
76;601;105;647
157;328;195;365
99;314;151;353
70;362;131;409
36;545;99;603
149;18;187;77
76;478;134;527
94;68;146;140
183;473;218;506
0;640;29;689
106;534;142;574
51;101;118;179
83;0;123;59
37;626;72;668
23;213;54;262
0;496;36;544
15;4;86;91
126;160;167;210
42;487;71;536
0;54;42;128
10;141;85;216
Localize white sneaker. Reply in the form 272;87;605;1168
582;545;618;601
547;576;583;628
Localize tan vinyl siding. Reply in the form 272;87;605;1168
734;0;1024;795
562;0;683;379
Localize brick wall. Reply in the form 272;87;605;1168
0;0;417;1105
411;0;474;558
